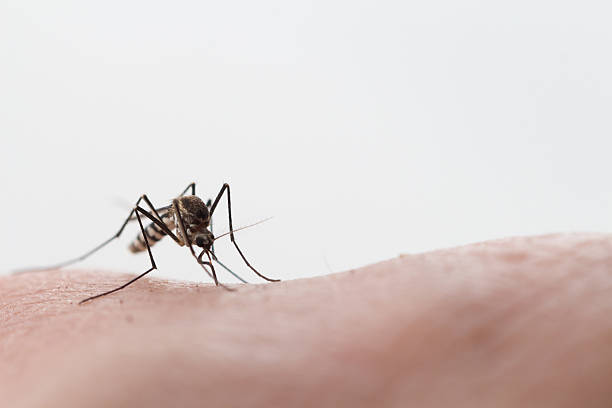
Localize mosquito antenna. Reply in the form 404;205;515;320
213;217;273;241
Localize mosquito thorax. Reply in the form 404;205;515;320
174;196;210;226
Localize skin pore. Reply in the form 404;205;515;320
2;233;612;407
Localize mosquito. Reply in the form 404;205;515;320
18;183;279;304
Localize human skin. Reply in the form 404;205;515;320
1;233;612;407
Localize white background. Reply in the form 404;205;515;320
2;1;611;283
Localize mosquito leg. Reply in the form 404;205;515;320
127;204;171;223
206;197;249;284
173;198;201;261
15;195;155;273
132;205;182;245
196;250;236;291
179;182;196;197
173;198;232;289
114;194;185;241
132;184;193;221
79;207;157;304
206;198;215;253
128;183;194;223
209;183;279;282
138;195;182;244
209;250;248;283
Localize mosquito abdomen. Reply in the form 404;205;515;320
129;213;176;253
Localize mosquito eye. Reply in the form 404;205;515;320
195;236;205;246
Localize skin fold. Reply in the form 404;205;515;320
2;233;612;407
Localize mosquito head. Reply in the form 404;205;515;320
194;230;215;250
